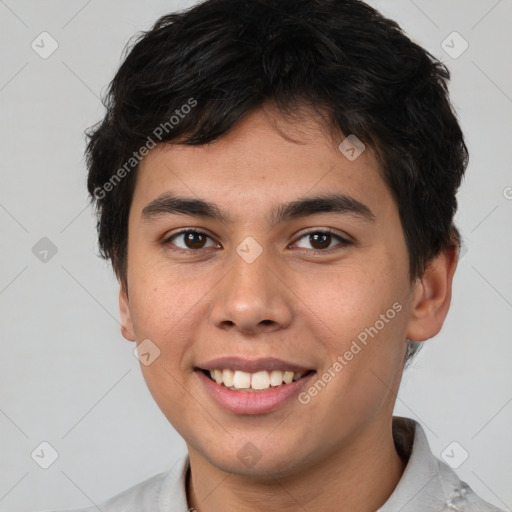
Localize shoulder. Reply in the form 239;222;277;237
38;455;190;512
380;417;505;512
436;459;505;512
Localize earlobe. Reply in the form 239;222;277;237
119;285;136;342
406;246;458;342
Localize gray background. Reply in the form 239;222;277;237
0;0;511;510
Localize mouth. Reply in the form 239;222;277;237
196;363;316;414
194;357;317;414
199;368;316;392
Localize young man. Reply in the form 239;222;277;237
49;0;503;510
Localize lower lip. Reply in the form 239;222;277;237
196;370;315;415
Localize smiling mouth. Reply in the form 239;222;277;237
200;368;315;392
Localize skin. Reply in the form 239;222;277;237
119;104;458;512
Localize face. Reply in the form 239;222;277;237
119;105;426;477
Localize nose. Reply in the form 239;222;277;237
209;246;294;335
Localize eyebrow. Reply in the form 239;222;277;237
140;192;375;226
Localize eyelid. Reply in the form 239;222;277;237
292;227;352;242
163;227;352;253
289;227;352;251
163;227;220;251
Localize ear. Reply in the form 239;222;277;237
406;245;458;342
119;284;136;342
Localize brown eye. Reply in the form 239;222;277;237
294;230;351;252
165;229;218;251
309;232;332;250
183;231;207;249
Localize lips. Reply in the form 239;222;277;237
194;357;315;413
196;367;316;415
198;357;313;374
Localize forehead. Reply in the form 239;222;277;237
130;107;394;224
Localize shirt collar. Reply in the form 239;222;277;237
158;453;190;512
377;416;450;512
159;416;465;512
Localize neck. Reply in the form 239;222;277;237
186;418;406;512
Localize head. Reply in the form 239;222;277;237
86;0;467;477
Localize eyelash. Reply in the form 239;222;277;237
162;228;352;254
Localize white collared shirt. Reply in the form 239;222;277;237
44;417;504;512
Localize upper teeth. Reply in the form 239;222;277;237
209;369;305;390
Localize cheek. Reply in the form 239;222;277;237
301;258;403;340
127;247;211;329
306;256;409;393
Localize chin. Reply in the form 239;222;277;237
191;437;318;480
